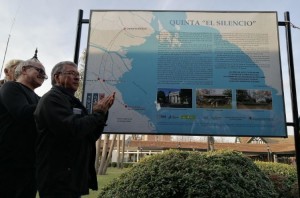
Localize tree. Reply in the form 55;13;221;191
74;49;86;100
121;134;125;169
117;134;121;168
223;89;232;96
179;89;192;106
157;90;166;103
95;135;102;170
103;134;117;173
237;90;249;102
97;134;118;175
98;134;109;175
132;134;141;140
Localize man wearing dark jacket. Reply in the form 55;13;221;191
0;52;47;198
34;61;115;197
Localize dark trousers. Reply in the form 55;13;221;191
0;168;37;198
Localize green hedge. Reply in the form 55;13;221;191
109;162;134;168
255;161;298;198
99;150;277;198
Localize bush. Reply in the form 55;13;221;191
109;162;134;168
123;162;134;168
255;161;297;182
290;181;299;198
110;162;117;167
255;161;298;198
98;150;277;198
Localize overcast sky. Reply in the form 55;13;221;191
1;0;300;135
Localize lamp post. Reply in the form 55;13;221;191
267;145;270;162
207;136;215;151
177;142;181;149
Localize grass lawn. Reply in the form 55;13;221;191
82;167;129;198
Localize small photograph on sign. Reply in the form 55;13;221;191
196;89;232;109
157;88;192;108
236;89;272;110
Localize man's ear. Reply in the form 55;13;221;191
4;68;8;75
54;74;61;85
21;67;28;75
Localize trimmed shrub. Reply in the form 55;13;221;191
110;162;117;167
255;161;298;198
123;162;134;168
109;162;134;168
98;150;277;198
290;181;299;198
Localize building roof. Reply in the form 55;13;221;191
103;135;295;156
236;136;295;144
126;139;295;154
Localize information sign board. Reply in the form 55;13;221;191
83;11;286;136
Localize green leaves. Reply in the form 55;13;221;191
98;150;278;198
255;161;297;197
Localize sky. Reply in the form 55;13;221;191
0;0;300;136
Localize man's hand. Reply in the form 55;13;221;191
93;92;115;113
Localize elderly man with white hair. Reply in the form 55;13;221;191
0;50;47;198
0;59;23;87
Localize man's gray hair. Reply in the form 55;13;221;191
14;60;44;80
5;59;23;69
51;61;78;85
4;59;23;80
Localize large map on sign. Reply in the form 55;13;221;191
83;11;287;136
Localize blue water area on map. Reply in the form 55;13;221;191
115;12;286;136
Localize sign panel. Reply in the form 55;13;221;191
83;11;287;136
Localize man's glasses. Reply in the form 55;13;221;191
24;65;48;79
60;71;82;79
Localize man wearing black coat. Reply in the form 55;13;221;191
0;52;47;198
34;61;115;198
